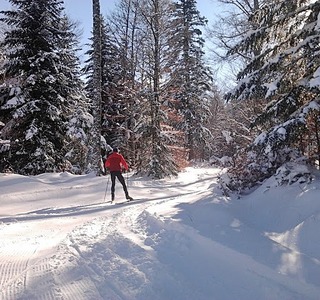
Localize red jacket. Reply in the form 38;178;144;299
105;152;128;172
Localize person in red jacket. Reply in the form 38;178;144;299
105;147;133;202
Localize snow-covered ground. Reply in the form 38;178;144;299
1;167;320;300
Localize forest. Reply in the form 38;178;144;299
0;0;319;191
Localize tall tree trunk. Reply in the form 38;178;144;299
89;0;102;174
151;0;161;161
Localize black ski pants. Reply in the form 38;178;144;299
110;171;129;198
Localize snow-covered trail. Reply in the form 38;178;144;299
1;168;320;300
0;169;216;299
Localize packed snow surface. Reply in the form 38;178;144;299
1;167;320;300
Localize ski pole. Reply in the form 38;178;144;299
103;176;109;202
126;170;129;191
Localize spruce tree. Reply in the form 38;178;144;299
87;0;103;175
0;0;84;174
107;0;147;165
134;0;178;179
169;0;214;161
0;25;10;171
59;16;91;174
83;16;131;155
227;0;320;188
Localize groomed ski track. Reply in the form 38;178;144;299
1;168;320;300
0;169;218;300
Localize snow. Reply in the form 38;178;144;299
25;122;38;140
222;130;233;144
317;10;320;30
309;66;320;88
276;126;286;139
1;167;320;300
264;77;280;98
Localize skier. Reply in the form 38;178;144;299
104;147;133;202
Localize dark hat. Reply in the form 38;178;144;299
113;147;118;152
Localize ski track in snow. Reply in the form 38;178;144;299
0;169;218;299
1;168;320;299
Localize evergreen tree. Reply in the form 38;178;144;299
87;0;103;174
169;0;214;161
135;0;178;178
0;0;85;174
107;0;147;165
59;16;92;174
0;24;5;77
83;16;133;158
0;24;10;171
226;0;320;189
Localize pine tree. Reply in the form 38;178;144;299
226;0;320;189
0;24;5;77
169;0;214;161
87;0;103;175
134;0;178;178
0;0;85;174
83;16;133;158
59;16;92;174
0;24;10;171
107;0;146;165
